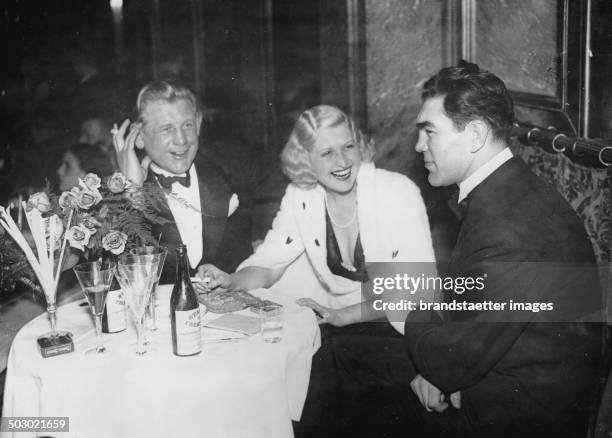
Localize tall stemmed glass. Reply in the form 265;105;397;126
73;261;116;354
131;246;167;333
115;254;162;355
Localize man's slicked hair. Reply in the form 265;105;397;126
136;80;200;124
422;60;514;142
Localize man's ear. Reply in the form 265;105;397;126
467;120;489;153
196;112;203;136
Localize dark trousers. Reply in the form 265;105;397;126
294;322;479;438
296;321;591;438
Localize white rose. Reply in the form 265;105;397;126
82;173;102;190
26;192;51;213
76;188;102;210
102;230;128;255
66;225;93;251
58;191;78;210
107;172;128;194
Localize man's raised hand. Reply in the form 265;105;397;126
112;119;145;186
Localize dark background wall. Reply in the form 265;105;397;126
2;0;611;172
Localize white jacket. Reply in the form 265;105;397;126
239;162;436;310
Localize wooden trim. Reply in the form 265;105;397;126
461;0;476;61
453;0;591;138
581;0;592;137
442;0;463;65
346;0;367;128
564;0;589;137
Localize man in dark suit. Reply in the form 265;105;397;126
295;62;603;438
113;80;252;283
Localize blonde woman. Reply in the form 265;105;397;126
198;105;435;334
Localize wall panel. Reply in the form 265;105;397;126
366;0;443;177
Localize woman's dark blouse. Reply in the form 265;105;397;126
325;209;368;283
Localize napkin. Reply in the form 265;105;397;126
204;314;260;336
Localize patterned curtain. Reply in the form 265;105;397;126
514;142;612;323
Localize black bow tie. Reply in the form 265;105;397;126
448;190;470;221
153;171;191;189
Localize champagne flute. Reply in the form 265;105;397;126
116;254;161;355
73;261;116;354
131;246;167;335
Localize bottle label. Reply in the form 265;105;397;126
106;289;127;332
174;308;201;355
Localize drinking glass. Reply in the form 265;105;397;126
131;246;167;335
260;305;283;343
115;254;162;355
73;261;116;354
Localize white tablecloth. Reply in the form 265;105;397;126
1;286;320;438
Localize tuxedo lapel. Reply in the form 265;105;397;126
197;167;228;265
146;172;183;254
156;209;183;254
199;178;228;262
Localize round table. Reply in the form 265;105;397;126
1;285;320;438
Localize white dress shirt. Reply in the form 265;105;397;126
458;147;513;202
150;163;203;269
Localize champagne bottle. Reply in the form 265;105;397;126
170;244;201;356
102;276;127;333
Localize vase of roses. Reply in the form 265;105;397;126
0;171;169;356
0;193;75;355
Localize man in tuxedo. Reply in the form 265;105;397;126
113;80;252;283
295;62;603;438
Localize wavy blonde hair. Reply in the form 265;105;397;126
280;105;374;189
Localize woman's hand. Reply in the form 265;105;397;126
296;298;345;326
195;264;232;293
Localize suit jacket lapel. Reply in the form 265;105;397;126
146;172;182;254
197;169;228;265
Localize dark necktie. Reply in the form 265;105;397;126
152;171;191;189
448;190;470;221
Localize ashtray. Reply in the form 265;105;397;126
37;331;74;358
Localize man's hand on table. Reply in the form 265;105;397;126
410;374;461;413
195;264;232;293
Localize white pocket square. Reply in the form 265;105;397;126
228;193;239;217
